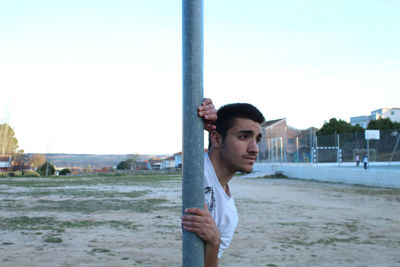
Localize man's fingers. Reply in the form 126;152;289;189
182;213;208;223
200;108;217;121
184;207;207;216
198;107;216;116
182;219;209;229
202;98;212;105
202;108;216;115
203;202;208;211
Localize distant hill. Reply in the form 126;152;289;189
26;153;168;169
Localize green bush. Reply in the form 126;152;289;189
38;162;56;176
0;172;8;177
23;170;41;177
59;168;71;176
9;171;23;177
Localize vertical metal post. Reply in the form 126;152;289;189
337;134;340;164
284;125;287;163
296;137;299;165
182;0;204;266
315;135;319;165
367;139;370;169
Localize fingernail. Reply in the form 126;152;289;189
184;209;188;212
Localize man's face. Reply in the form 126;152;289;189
219;118;262;174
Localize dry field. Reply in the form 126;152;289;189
1;173;399;266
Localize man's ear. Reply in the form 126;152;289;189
210;131;222;148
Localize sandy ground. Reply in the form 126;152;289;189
1;177;400;267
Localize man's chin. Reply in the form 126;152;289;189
239;166;253;174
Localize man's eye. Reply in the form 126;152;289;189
239;135;246;140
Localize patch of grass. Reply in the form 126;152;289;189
44;236;63;243
0;173;180;235
0;216;140;231
310;236;358;245
0;174;181;188
344;222;358;232
90;248;111;253
29;198;168;213
0;189;151;199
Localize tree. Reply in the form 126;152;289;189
83;164;92;173
117;160;130;170
367;118;400;130
0;123;19;155
126;158;136;169
317;118;366;136
317;118;356;136
38;161;55;176
29;154;47;169
59;168;71;175
11;150;27;171
352;124;365;133
116;158;136;170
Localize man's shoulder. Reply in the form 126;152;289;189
204;154;216;185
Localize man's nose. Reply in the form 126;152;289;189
248;139;259;154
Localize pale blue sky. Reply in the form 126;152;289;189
1;0;399;154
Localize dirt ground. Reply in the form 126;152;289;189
1;175;399;266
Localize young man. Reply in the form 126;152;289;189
182;101;265;266
362;152;368;170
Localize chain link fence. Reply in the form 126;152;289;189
258;126;400;165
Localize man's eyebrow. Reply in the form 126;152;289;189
236;130;257;135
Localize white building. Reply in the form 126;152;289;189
350;108;400;128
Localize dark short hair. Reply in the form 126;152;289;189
208;103;265;149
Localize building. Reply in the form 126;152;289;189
259;118;316;163
173;149;208;169
146;158;162;170
349;115;370;129
161;156;175;169
0;155;12;172
135;161;148;170
174;152;182;168
259;119;299;162
350;108;400;129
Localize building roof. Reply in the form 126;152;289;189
0;155;11;162
261;118;286;128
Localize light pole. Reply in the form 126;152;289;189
182;0;204;266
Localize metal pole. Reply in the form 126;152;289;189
388;132;400;168
337;134;340;165
367;139;370;169
284;125;287;163
296;137;299;165
316;135;319;166
182;0;204;266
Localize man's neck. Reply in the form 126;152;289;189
208;151;235;194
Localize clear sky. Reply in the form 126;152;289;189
1;0;399;155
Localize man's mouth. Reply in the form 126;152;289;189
243;155;257;162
